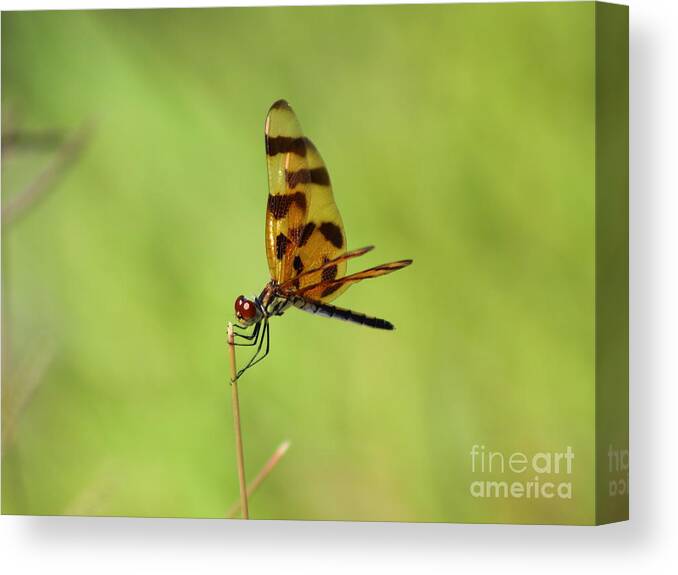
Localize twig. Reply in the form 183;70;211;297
1;336;57;447
227;440;291;518
227;322;249;519
2;130;63;154
2;119;94;225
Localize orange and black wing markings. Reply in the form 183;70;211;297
278;245;374;292
264;99;311;284
264;100;349;299
284;258;413;331
293;259;413;302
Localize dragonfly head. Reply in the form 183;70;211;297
234;294;261;326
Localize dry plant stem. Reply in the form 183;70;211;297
227;440;291;518
227;322;249;519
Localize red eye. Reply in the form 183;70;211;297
234;295;256;321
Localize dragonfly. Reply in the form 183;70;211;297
232;100;412;378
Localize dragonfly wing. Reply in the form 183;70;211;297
264;100;348;299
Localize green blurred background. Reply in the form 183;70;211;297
2;2;596;523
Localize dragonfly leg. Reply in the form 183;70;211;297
236;320;271;379
231;321;261;347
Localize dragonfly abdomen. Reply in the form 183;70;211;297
291;296;394;330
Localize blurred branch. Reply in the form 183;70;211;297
62;459;118;516
2;130;63;154
1;336;57;447
227;322;249;519
227;440;291;519
2;119;95;226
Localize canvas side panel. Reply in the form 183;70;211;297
595;1;629;525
